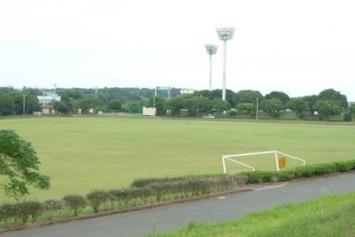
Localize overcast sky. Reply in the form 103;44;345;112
0;0;354;100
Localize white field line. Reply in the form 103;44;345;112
254;183;288;191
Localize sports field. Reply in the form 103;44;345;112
0;117;355;202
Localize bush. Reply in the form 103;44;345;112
291;163;337;178
18;201;43;223
86;191;111;213
343;112;352;122
335;160;355;172
63;195;86;216
43;199;64;220
0;204;19;225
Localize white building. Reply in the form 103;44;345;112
180;88;194;95
37;92;61;106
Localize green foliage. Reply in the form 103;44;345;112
315;100;342;120
265;91;290;105
147;97;167;116
318;89;348;109
86;191;111;213
0;130;50;199
236;103;254;115
63;195;86;216
166;96;185;116
260;98;284;117
124;101;143;113
232;90;263;107
343;111;352;122
212;99;230;114
108;99;122;112
18;201;42;223
287;99;307;118
350;104;355;114
0;94;15;116
43;199;64;220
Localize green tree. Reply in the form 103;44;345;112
318;89;348;109
0;130;50;199
236;103;255;115
166;96;185;116
232;90;263;107
265;91;290;105
109;99;122;112
303;95;318;113
53;101;70;115
287;99;307;118
315;100;341;120
260;98;284;117
147;97;166;116
0;94;15;116
349;104;355;114
212;99;230;114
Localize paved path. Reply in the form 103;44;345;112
3;173;355;237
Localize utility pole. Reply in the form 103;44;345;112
216;27;235;101
23;94;26;116
256;96;259;120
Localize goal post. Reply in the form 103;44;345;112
222;150;306;173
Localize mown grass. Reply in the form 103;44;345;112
0;116;355;202
149;192;355;237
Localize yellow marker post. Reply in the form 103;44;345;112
278;156;287;169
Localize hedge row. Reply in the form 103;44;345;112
242;160;355;183
131;160;355;187
0;174;246;227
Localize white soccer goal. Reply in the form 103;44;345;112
222;150;306;173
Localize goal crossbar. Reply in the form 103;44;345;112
222;150;306;173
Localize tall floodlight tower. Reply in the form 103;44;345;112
205;44;218;90
216;27;235;101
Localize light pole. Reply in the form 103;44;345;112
216;27;235;101
204;44;218;90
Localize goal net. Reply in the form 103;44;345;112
222;150;306;173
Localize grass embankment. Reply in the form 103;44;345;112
1;116;355;201
149;192;355;237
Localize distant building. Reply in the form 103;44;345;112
180;88;194;95
37;92;61;115
142;107;156;116
37;92;61;106
155;87;171;100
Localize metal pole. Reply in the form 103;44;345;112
209;54;212;90
222;156;227;173
274;151;280;171
222;40;227;101
256;96;259;120
23;94;26;116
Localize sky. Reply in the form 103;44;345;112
0;0;354;100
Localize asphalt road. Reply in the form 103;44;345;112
2;173;355;237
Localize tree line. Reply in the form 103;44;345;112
150;89;354;121
0;87;354;121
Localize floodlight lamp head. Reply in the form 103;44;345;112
216;27;235;41
205;44;218;55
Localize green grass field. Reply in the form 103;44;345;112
148;192;355;237
1;116;355;202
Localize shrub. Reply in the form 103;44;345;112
343;112;352;122
18;201;43;223
43;199;64;220
0;204;18;225
86;191;111;213
291;163;337;178
63;195;86;216
335;160;355;172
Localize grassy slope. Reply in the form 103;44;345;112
0;117;355;201
149;192;355;237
